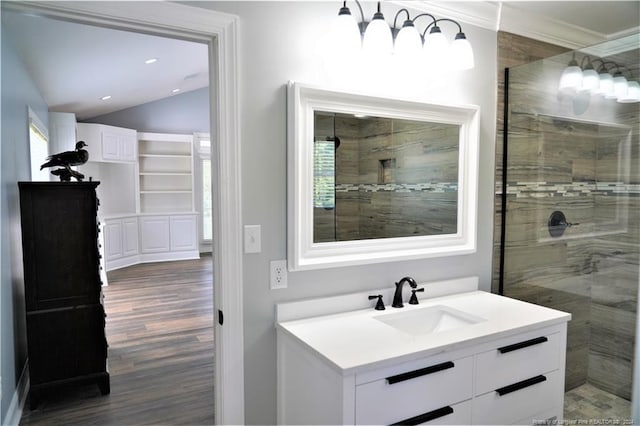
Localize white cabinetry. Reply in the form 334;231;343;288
278;323;567;425
103;216;139;271
139;214;198;262
170;215;198;251
140;216;170;253
77;123;137;163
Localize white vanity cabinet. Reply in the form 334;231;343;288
77;123;137;163
278;323;566;425
354;354;474;425
472;328;565;425
276;286;570;426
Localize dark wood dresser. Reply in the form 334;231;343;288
18;181;109;408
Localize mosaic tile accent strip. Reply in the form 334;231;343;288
495;182;640;197
335;183;458;193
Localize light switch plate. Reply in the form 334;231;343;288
244;225;261;253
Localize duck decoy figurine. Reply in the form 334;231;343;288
40;141;89;181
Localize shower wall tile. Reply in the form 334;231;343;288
588;301;636;400
494;32;640;400
503;281;590;390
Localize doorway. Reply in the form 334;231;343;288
1;2;243;424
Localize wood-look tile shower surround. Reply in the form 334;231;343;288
314;114;459;242
493;32;640;400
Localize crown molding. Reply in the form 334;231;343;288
391;1;638;50
498;2;607;49
391;1;500;31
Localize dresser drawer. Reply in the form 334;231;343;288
475;331;560;395
355;356;472;425
473;369;561;425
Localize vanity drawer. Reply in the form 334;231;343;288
475;331;560;395
355;356;472;425
472;369;561;425
380;399;472;426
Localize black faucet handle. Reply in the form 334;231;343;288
409;288;425;305
368;294;385;310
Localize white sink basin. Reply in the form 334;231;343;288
374;305;486;336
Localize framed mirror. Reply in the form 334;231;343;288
287;82;480;271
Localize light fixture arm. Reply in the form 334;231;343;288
351;0;366;33
423;17;463;38
392;8;412;30
591;58;607;72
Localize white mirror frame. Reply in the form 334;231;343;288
287;82;480;271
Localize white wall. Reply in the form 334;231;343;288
189;2;498;423
1;27;49;423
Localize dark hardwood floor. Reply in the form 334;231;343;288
20;256;215;425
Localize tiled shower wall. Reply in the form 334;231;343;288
314;114;458;242
494;32;640;399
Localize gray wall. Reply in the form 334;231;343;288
189;2;498;424
85;87;210;133
1;27;49;423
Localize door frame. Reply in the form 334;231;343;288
3;2;244;424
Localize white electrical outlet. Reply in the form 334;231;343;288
270;260;288;289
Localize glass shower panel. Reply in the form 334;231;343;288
501;35;639;420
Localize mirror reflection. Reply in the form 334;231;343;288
313;111;460;243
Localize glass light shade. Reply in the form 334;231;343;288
595;72;613;96
618;81;640;103
580;68;599;93
450;34;474;70
423;28;448;65
608;75;628;99
329;13;362;58
362;17;393;58
394;22;422;58
558;64;582;94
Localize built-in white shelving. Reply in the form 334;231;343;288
137;132;195;214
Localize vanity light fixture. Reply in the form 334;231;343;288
592;59;614;97
327;1;474;71
579;56;599;93
558;53;582;94
172;88;181;93
609;70;629;100
100;95;112;101
559;55;639;103
619;80;640;103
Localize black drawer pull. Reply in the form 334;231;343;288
386;361;454;385
495;374;547;396
498;336;548;354
391;405;454;425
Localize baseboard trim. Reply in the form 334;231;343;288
105;250;201;272
5;363;29;426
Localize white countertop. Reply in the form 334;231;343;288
277;290;571;375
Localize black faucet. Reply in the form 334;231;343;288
392;276;418;308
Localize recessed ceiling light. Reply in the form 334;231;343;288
101;95;112;101
145;58;158;64
172;88;181;93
